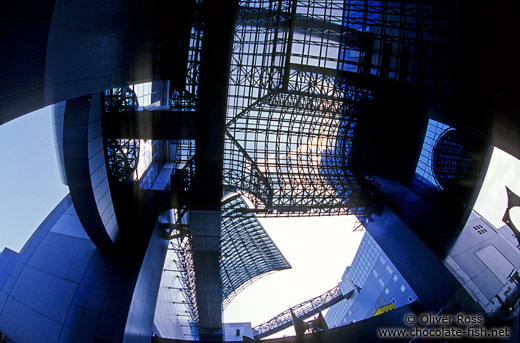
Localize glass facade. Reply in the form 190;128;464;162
339;1;457;90
223;0;379;217
220;0;458;218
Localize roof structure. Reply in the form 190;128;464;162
220;194;291;309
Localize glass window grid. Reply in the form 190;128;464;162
413;118;453;191
223;0;457;217
225;1;377;217
339;0;458;91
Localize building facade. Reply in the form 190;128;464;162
445;211;520;315
325;231;417;327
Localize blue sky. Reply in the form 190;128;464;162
0;106;68;252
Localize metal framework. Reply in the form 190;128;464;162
339;0;458;91
220;194;291;309
170;0;203;111
432;129;474;191
105;139;140;182
252;285;344;339
102;87;141;181
221;0;458;217
224;0;374;217
171;140;196;207
169;235;200;336
102;87;138;112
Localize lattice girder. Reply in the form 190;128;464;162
225;67;375;216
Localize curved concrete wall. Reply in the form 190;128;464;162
1;0;192;125
52;101;67;185
63;93;119;249
1;0;137;125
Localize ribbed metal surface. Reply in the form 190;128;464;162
220;194;291;309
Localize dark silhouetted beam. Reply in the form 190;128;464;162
102;110;197;140
238;7;365;47
189;0;238;341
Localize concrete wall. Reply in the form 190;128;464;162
366;206;461;312
1;0;192;125
445;211;520;312
63;94;119;249
223;322;253;341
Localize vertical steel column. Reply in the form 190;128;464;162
190;0;238;341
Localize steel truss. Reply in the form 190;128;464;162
220;195;291;309
432;129;475;191
170;0;203;111
169;235;200;336
225;68;376;216
224;0;374;217
105;139;140;182
227;0;293;120
102;87;141;182
171;140;196;206
223;0;457;217
252;285;344;339
102;87;138;112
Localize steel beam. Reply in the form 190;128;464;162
189;0;238;340
252;286;344;339
102;110;198;140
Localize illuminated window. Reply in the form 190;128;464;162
133;140;154;181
